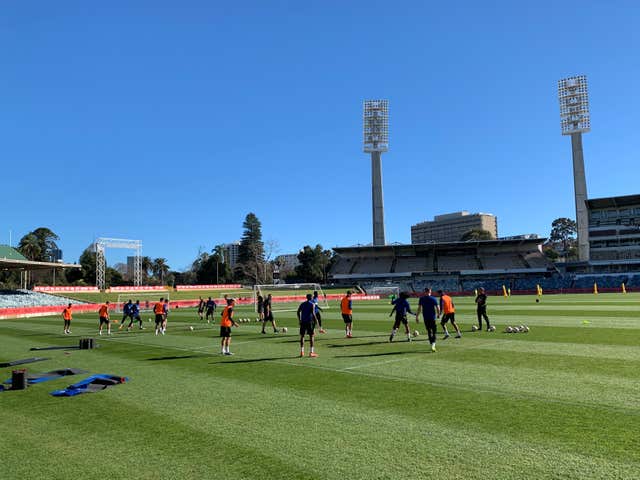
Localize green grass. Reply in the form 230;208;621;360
1;293;639;479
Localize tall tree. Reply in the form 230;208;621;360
32;227;60;261
236;213;265;284
18;233;42;261
295;245;333;283
549;218;577;255
151;258;170;285
141;256;153;283
77;247;97;285
460;229;495;241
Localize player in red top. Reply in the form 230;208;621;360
438;290;462;339
341;290;353;338
220;298;239;355
98;301;111;336
62;303;72;335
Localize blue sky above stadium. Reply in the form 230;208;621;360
2;1;639;270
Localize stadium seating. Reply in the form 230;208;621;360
351;256;393;274
394;255;434;273
437;254;479;272
0;290;80;309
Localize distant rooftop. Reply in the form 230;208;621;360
0;245;27;261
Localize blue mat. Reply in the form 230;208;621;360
3;368;88;386
50;374;128;397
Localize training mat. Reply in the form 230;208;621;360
3;368;89;385
0;357;50;368
50;374;128;397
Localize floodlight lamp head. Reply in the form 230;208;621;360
558;75;590;135
363;99;389;153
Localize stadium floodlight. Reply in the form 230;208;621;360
95;238;142;291
363;100;389;246
558;75;590;261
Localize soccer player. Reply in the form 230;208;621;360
131;300;144;330
98;301;111;336
119;300;133;330
311;291;326;334
162;298;170;333
153;297;165;336
197;297;206;321
220;298;239;355
341;290;353;338
475;287;491;331
62;303;72;335
416;288;440;352
388;291;415;342
438;290;461;339
297;293;319;357
205;297;216;323
261;293;278;334
257;294;265;324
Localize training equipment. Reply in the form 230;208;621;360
116;292;169;313
513;327;521;333
189;326;194;331
366;284;400;299
50;374;128;397
471;325;478;332
253;283;328;313
282;327;288;333
0;357;49;368
412;330;419;337
488;325;496;332
506;326;513;333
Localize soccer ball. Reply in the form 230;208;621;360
523;325;530;332
488;325;496;332
505;326;513;333
471;325;478;332
282;327;288;333
412;330;419;337
513;327;521;333
148;318;151;322
189;326;194;331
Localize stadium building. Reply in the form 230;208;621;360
411;211;498;243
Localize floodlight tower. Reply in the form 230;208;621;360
363;100;389;246
558;75;591;262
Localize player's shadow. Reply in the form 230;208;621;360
327;338;423;348
211;355;296;364
147;354;210;361
337;351;414;358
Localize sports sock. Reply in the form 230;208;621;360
311;346;314;353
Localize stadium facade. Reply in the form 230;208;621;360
411;211;498;243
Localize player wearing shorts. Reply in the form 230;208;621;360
261;294;278;334
154;298;165;336
220;298;239;355
416;288;440;352
438;290;461;339
205;297;216;323
257;295;265;323
297;294;319;357
128;300;144;330
388;292;415;342
98;301;111;336
119;300;133;330
197;297;206;321
162;298;170;333
475;287;491;331
341;290;353;338
312;291;326;333
62;303;72;335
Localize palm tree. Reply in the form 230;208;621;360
18;234;42;261
152;258;169;285
141;256;153;284
212;245;226;284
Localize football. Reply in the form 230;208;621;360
412;330;419;337
282;327;288;333
488;325;496;332
506;326;513;333
189;326;194;331
471;325;478;332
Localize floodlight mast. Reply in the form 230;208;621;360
363;99;389;246
558;75;590;262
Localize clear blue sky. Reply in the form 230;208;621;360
2;1;639;270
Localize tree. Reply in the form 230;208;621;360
295;245;333;283
549;217;577;257
236;213;265;284
460;229;494;241
151;258;170;285
141;256;153;283
77;247;97;285
18;233;42;261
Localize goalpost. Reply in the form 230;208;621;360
116;292;170;313
365;284;400;299
252;283;329;313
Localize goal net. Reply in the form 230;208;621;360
116;292;170;313
365;284;400;299
253;283;329;313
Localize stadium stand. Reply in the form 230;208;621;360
0;290;83;309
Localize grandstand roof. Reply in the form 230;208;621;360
586;194;640;209
333;238;546;255
0;245;80;272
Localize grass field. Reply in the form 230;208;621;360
1;293;639;479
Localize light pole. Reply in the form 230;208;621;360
363;100;389;246
558;75;591;262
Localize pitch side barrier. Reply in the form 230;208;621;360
406;288;635;299
176;284;242;291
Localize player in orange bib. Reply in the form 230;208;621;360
341;290;353;338
220;298;239;355
438;290;461;339
62;303;72;335
98;301;111;335
153;298;165;336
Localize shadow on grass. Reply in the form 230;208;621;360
336;351;418;359
211;355;297;365
147;354;210;361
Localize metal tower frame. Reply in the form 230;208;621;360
95;237;142;291
363;99;389;246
